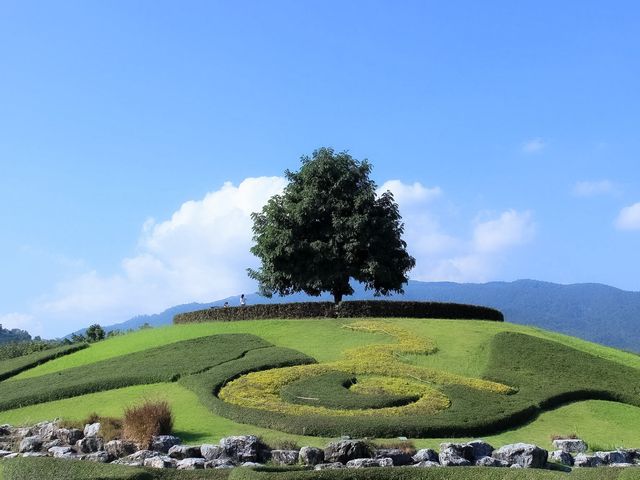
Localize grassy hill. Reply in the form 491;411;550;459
2;317;640;454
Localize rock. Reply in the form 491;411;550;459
324;440;372;464
299;446;324;465
510;464;523;468
0;425;11;436
176;458;205;470
219;435;270;463
314;462;345;470
438;443;472;466
43;439;62;450
13;427;33;440
610;463;636;468
205;459;236;469
104;440;137;459
113;450;161;466
19;436;43;453
56;428;84;446
201;444;225;461
492;443;548;469
594;451;630;464
413;461;441;467
552;438;587;454
75;436;103;453
241;462;263;467
33;421;59;441
374;448;413;466
475;456;509;467
550;450;574;466
85;451;110;463
150;435;182;453
346;458;393;468
413;449;439;463
21;452;48;457
83;423;101;438
271;449;299;465
0;450;13;458
144;456;177;469
168;445;202;459
574;454;604;467
467;440;494;460
3;453;20;459
48;446;73;458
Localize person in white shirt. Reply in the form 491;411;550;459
240;294;246;306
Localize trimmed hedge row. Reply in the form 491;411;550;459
0;334;270;411
0;343;87;382
5;458;640;480
185;332;640;438
173;300;504;324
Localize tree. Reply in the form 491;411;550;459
248;147;416;304
85;324;105;343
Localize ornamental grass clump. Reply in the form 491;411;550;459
122;399;173;448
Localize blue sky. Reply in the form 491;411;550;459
1;1;639;337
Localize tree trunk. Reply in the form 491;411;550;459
332;291;343;304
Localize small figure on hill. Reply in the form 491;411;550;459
240;294;246;307
223;301;229;308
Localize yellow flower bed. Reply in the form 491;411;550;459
219;320;515;417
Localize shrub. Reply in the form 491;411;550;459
123;400;173;449
173;300;504;324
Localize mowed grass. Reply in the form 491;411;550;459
13;318;640;381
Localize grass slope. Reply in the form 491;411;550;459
0;343;86;381
1;318;639;449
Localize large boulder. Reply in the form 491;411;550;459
574;453;604;467
150;435;182;453
205;458;236;469
492;443;548;469
83;423;101;438
0;425;12;436
144;456;177;469
550;450;574;466
438;443;472;466
324;440;372;464
48;446;73;458
467;440;494;460
219;435;270;463
19;436;43;453
346;458;393;468
271;449;299;465
33;421;59;441
201;444;226;462
113;450;161;467
374;448;413;466
104;440;137;459
168;445;202;459
56;428;84;446
177;458;205;470
85;451;110;463
75;436;103;454
552;438;587;454
299;446;324;465
594;451;630;465
413;449;439;463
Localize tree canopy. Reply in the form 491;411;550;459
248;147;416;303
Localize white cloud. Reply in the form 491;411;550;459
572;180;617;197
615;202;640;231
522;138;546;153
378;180;442;206
33;176;287;336
472;210;535;253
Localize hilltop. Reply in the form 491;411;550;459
95;279;640;353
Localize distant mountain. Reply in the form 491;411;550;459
85;280;640;353
0;324;31;344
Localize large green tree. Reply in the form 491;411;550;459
248;147;416;303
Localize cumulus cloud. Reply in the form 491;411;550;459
33;177;287;336
615;202;640;230
522;138;546;154
572;180;617;197
377;180;442;206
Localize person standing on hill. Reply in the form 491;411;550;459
240;294;246;306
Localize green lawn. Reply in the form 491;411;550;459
1;318;639;449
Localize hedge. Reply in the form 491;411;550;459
5;458;640;480
0;334;270;412
173;300;504;324
0;343;87;382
